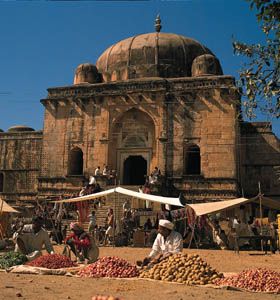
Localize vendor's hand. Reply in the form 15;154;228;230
151;253;163;264
136;260;143;267
142;257;151;266
162;253;172;259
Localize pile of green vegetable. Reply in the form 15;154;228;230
0;251;27;269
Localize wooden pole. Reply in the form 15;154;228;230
0;198;4;239
113;176;117;247
258;182;264;252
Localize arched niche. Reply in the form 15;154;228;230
68;147;83;175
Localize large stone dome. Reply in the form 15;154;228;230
96;32;223;82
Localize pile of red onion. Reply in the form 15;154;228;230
27;254;77;269
79;256;139;278
215;268;280;293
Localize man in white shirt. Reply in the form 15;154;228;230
89;175;97;186
14;216;54;258
94;166;101;176
232;216;239;229
102;165;109;176
141;219;183;265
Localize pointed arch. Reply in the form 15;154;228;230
112;107;158;130
184;144;201;175
111;107;156;149
68;147;83;175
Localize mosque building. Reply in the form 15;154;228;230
0;16;279;208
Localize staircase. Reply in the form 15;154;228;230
95;185;140;227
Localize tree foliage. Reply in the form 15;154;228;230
233;0;280;119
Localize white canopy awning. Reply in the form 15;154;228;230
53;188;116;203
187;197;251;216
188;195;280;217
0;198;19;213
53;187;184;207
255;196;280;210
52;188;279;216
115;187;184;207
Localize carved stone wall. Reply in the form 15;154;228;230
0;131;42;202
240;122;280;197
2;75;279;203
38;75;241;200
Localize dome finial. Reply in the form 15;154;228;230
155;14;162;32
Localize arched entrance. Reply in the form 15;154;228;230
68;147;83;175
109;108;156;184
123;156;147;185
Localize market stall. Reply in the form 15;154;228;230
52;187;185;207
0;198;19;241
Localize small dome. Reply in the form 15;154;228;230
8;125;35;132
74;63;102;84
191;54;223;77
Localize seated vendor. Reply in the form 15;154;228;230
14;216;54;259
65;222;99;262
141;219;183;266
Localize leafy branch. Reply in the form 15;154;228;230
233;0;280;119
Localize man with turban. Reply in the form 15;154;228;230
140;219;183;266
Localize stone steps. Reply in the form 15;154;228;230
95;185;140;227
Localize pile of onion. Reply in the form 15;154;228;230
215;268;280;293
79;256;139;278
27;254;77;269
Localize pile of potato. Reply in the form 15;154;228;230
139;253;223;285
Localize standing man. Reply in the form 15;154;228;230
14;216;54;259
104;208;114;245
88;211;96;236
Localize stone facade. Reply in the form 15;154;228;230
0;127;42;202
0;25;279;205
240;122;280;197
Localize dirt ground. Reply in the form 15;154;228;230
0;247;280;300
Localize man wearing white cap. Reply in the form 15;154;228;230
140;219;183;266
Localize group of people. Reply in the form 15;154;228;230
12;211;184;267
94;165;117;184
13;216;99;263
206;209;279;252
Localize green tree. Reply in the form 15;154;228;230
233;0;280;119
